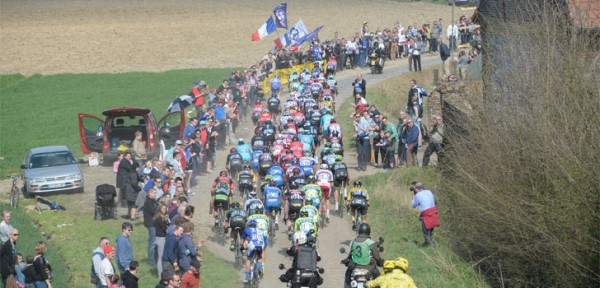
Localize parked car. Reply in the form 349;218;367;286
78;107;184;164
447;0;479;6
21;145;84;197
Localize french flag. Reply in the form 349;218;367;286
251;16;277;42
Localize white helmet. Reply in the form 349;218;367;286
320;164;329;170
249;191;257;198
293;231;307;245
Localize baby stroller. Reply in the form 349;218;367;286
95;184;117;220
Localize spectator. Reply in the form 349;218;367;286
447;23;459;51
153;204;170;276
162;225;183;274
15;253;25;286
156;270;172;288
180;260;200;288
395;111;408;167
91;237;110;288
0;211;14;245
410;182;440;247
116;222;134;274
32;241;52;288
132;131;147;164
353;113;372;171
422;115;444;167
143;188;159;267
177;222;202;273
121;261;139;288
99;245;116;288
404;118;420;167
167;273;181;288
124;162;142;221
0;229;18;286
22;255;35;287
108;274;120;288
352;74;367;99
183;118;199;139
113;152;124;174
116;152;134;208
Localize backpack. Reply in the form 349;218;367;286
296;245;317;271
90;251;104;284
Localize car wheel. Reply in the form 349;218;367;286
22;186;32;199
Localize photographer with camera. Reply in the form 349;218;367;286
410;182;440;247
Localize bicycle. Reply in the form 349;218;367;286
7;176;20;208
215;203;226;245
268;212;277;248
246;247;262;288
233;227;243;267
338;187;347;219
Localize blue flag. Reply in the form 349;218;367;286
297;25;324;45
273;3;288;29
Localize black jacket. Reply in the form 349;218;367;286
0;240;16;278
143;197;158;228
121;270;139;288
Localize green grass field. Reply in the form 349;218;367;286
0;68;238;176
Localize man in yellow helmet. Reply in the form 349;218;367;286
366;258;417;288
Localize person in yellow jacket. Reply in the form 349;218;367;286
366;258;417;288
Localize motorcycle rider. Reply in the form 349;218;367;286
225;202;247;252
342;223;384;287
279;231;323;286
366;258;417;288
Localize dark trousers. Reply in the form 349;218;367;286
421;220;434;245
422;142;443;167
356;138;370;170
412;54;422;71
430;38;438;52
337;54;346;71
373;142;382;165
383;149;394;168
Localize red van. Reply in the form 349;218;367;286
78;107;185;164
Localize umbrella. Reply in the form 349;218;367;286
167;95;195;113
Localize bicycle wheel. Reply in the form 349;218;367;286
9;185;19;208
355;210;362;235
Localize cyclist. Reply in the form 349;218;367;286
320;142;333;163
244;190;264;216
331;155;350;212
236;138;253;164
226;147;244;178
247;207;270;272
294;210;318;236
257;150;273;178
267;165;285;188
262;119;276;149
251;100;265;125
287;166;307;189
320;109;334;139
210;170;235;226
263;177;283;230
298;129;316;153
299;151;317;177
267;94;281;121
327;119;343;143
271;75;281;95
241;220;266;283
326;74;337;94
251;146;264;173
238;165;256;201
251;129;265;149
315;164;334;220
302;176;323;215
284;182;305;240
343;223;384;286
322;146;338;167
299;204;321;235
225;202;247;251
347;180;370;229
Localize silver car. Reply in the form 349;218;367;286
21;146;84;197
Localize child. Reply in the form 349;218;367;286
109;274;121;288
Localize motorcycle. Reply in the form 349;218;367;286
340;236;385;288
368;50;385;74
278;263;324;288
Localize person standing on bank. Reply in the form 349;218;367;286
422;116;444;167
410;183;440;247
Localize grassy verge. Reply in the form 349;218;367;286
338;67;489;287
0;204;69;287
0;68;239;175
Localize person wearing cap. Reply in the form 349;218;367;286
99;244;116;288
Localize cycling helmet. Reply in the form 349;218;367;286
358;223;371;236
293;231;308;245
353;180;362;187
329;75;334;80
230;147;237;153
289;182;299;190
324;142;332;148
256;206;264;214
238;138;245;144
255;128;262;135
335;155;343;162
312;105;319;110
255;99;261;103
395;257;409;273
248;220;257;227
331;130;339;138
220;170;228;177
292;167;301;174
249;191;257;198
243;165;250;171
383;260;396;270
307;175;315;183
264;175;273;182
232;202;241;209
320;164;329;170
302;150;312;157
300;210;309;218
265;119;272;125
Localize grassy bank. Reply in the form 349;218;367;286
0;68;238;175
338;67;488;287
0;204;69;287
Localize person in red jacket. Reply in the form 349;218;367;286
410;182;440;247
